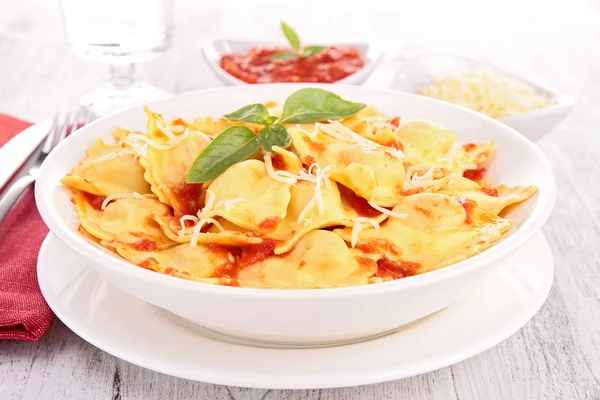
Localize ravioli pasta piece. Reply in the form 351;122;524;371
61;138;151;197
269;180;387;254
288;125;406;206
436;175;538;215
137;110;211;216
339;107;400;147
395;121;492;173
334;192;512;273
238;230;376;289
112;242;229;285
72;191;175;250
204;160;292;235
150;213;263;246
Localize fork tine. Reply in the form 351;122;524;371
40;113;61;154
55;111;73;144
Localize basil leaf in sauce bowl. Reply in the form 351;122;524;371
302;45;327;58
259;124;291;152
224;103;271;125
187;126;260;183
270;52;297;61
279;88;367;123
281;21;300;52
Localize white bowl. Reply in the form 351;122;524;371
391;53;574;142
35;84;556;346
202;38;383;86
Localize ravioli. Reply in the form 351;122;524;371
134;108;212;216
334;192;512;273
435;175;538;215
204;160;292;235
61;138;151;197
238;230;376;289
72;191;175;250
288;124;406;206
395;121;494;173
268;180;388;254
111;242;230;285
150;213;263;247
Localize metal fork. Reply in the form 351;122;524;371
0;108;91;225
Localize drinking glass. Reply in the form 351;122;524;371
60;0;174;116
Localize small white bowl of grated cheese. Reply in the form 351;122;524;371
391;53;574;142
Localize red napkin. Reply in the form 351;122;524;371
0;114;54;341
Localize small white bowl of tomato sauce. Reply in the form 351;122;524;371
203;38;383;86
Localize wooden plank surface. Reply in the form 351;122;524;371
1;0;599;399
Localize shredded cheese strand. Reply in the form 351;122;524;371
350;217;381;248
88;150;134;164
367;202;407;219
101;192;146;210
295;124;319;137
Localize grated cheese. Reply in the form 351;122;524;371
350;217;381;248
178;215;199;237
296;163;332;224
295;124;319;137
156;121;176;140
101;192;146;210
367;202;407;219
188;190;226;248
88;149;133;164
319;121;379;150
387;147;405;159
419;67;553;119
127;128;190;152
216;198;246;212
264;155;300;185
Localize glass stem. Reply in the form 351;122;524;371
109;63;137;89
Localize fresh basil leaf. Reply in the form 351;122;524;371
223;103;271;125
270;51;297;61
187;126;260;183
280;21;300;52
279;88;367;123
259;124;290;151
265;115;278;126
301;45;327;58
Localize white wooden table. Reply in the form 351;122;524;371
1;0;600;398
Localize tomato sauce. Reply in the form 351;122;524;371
398;186;424;197
456;198;476;224
463;167;487;181
389;116;400;128
481;187;499;197
139;257;158;270
376;259;419;279
258;217;281;232
220;46;365;84
172;183;202;219
338;185;380;217
81;192;106;210
238;239;277;268
463;143;478;152
271;153;286;170
131;238;158;251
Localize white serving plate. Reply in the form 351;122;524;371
37;232;554;389
35;83;557;346
202;38;383;86
391;53;574;142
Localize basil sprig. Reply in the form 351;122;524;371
271;21;327;61
186;88;366;183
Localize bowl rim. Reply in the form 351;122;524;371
201;36;384;85
392;51;575;122
35;83;557;299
